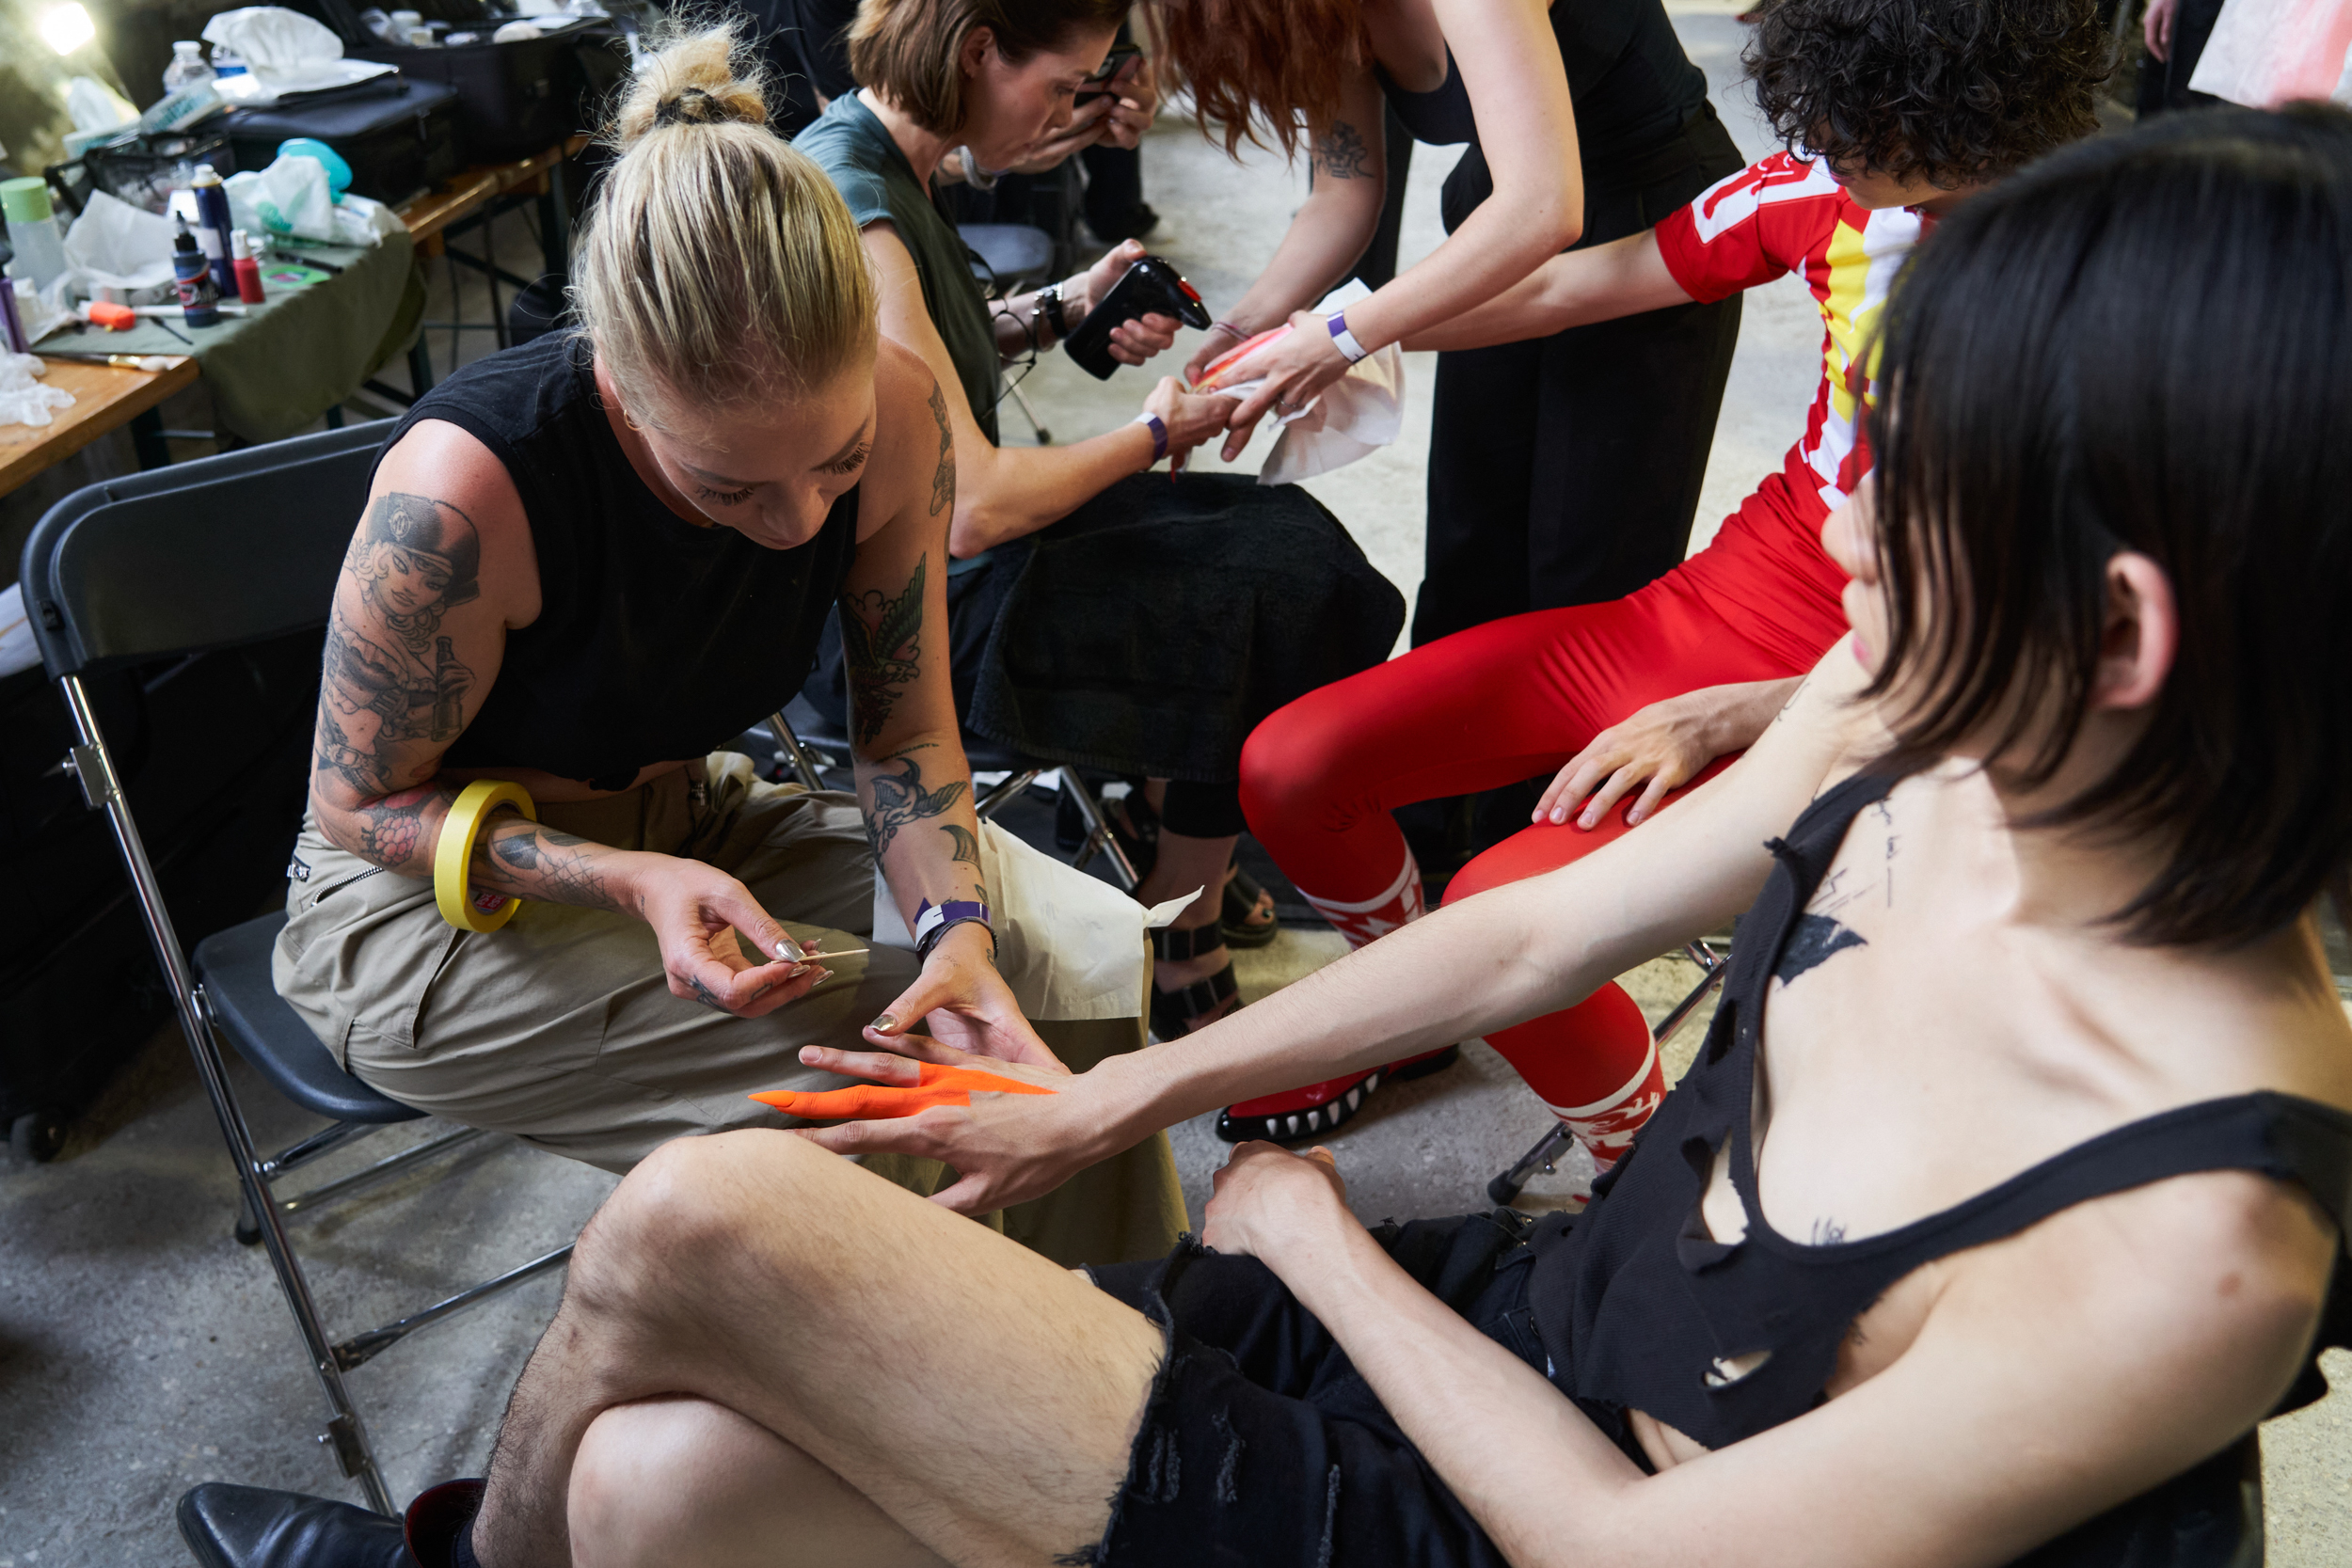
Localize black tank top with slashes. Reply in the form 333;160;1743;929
1527;770;2352;1562
373;332;861;792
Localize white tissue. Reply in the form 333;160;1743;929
62;190;181;302
1203;281;1407;486
203;8;343;76
0;354;76;431
224;154;390;246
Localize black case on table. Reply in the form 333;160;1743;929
353;31;604;163
219;75;466;205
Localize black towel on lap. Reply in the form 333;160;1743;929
803;473;1404;783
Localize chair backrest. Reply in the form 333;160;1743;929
19;420;391;681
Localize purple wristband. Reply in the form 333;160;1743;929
1133;411;1168;464
1327;310;1370;364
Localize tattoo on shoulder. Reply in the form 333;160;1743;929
864;748;968;862
926;378;955;518
840;555;928;745
313;492;485;798
1774;911;1866;986
1811;1216;1849;1246
1315;119;1373;180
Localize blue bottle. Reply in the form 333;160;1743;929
173;219;221;328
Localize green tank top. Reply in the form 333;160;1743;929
794;92;1001;446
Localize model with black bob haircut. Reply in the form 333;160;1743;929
1749;0;2110;186
1867;101;2352;947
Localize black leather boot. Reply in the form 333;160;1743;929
176;1484;414;1568
404;1479;486;1568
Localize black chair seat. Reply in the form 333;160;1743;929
193;913;421;1126
961;223;1056;284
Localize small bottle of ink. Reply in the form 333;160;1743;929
173;219;221;328
230;230;266;305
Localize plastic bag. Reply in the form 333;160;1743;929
61;190;180;303
0;353;76;431
1192;280;1407;486
225;154;337;242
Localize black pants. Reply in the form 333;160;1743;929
1410;108;1747;647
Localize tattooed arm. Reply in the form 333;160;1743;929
834;347;1063;1068
860;224;1233;555
308;422;823;1019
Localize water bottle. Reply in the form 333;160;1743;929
209;42;248;79
162;40;215;95
0;178;69;293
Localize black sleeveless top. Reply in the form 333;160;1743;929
374;333;862;791
1528;772;2352;1510
1374;0;1708;182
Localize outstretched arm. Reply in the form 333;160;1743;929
795;643;1884;1210
1403;229;1696;353
863;225;1234;554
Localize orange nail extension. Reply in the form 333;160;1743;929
751;1061;1055;1120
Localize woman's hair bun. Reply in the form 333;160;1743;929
611;18;770;150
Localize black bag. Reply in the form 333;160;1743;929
0;634;321;1161
355;29;612;164
220;75;466;205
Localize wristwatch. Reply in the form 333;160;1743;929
1037;279;1072;339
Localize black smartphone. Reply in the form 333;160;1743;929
1076;43;1144;107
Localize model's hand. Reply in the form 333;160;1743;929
864;921;1067;1071
1074;239;1181;365
630;854;829;1017
1201;1141;1350;1258
787;1032;1116;1212
1094;54;1157;150
1217;310;1354;463
1534;678;1800;830
1143;376;1241;469
2145;0;2178;60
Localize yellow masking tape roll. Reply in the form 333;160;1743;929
434;779;538;932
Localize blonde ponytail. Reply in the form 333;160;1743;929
572;17;877;424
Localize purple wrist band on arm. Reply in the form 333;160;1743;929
1133;411;1168;463
1328;310;1370;364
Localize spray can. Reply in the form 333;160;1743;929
173;219;221;328
230;230;265;305
0;276;28;356
190;165;236;298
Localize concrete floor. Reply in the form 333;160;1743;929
4;7;2348;1562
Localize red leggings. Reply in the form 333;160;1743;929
1239;478;1848;1141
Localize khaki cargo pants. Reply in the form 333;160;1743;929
272;752;1186;1268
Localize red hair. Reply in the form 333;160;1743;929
1142;0;1368;160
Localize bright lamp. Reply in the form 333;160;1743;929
40;3;98;55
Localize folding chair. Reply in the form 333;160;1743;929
1484;939;1730;1205
768;697;1141;889
962;221;1060;446
20;422;572;1514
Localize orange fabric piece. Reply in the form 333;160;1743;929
750;1061;1056;1120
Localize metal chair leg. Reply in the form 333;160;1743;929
767;712;829;793
1057;771;1138;889
59;676;396;1513
1003;374;1052;445
1484;940;1730;1207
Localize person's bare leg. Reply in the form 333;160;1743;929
1136;829;1243;1030
472;1131;1162;1568
569;1397;948;1568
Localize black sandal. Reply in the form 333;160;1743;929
1149;921;1240;1039
1220;864;1280;950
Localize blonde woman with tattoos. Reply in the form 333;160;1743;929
273;19;1185;1269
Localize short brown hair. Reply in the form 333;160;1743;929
849;0;1130;136
1141;0;1364;161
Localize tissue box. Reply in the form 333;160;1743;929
221;76;464;205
